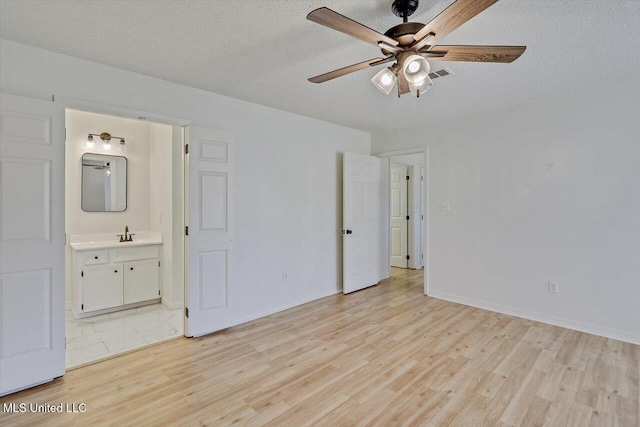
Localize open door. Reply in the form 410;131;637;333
185;126;234;337
0;93;65;395
390;163;409;268
342;152;387;294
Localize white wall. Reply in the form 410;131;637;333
149;123;175;308
65;109;151;235
1;40;370;328
390;153;424;268
373;84;640;344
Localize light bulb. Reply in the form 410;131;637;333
402;55;430;86
103;141;111;150
381;74;392;85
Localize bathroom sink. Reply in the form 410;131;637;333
69;232;162;250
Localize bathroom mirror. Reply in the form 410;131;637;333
81;153;127;212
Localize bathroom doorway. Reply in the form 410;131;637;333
63;108;187;369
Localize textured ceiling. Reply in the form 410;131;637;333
1;0;638;132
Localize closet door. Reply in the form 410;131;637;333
0;93;65;395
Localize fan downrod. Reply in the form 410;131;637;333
392;0;419;22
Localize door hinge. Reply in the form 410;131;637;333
158;289;161;296
422;215;424;220
185;144;189;154
185;226;189;236
185;307;189;318
406;175;410;180
421;176;424;181
406;215;410;220
81;303;84;310
158;260;161;267
81;271;84;277
406;255;410;260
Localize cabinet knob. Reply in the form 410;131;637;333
94;256;99;259
130;267;134;271
114;270;118;273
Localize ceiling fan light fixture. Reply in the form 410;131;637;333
371;67;397;95
402;54;430;84
408;75;433;97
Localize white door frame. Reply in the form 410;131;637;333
53;96;191;339
376;147;430;295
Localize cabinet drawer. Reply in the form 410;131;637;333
112;246;160;262
83;251;109;265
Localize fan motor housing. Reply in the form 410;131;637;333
383;22;425;49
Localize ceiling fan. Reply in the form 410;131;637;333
307;0;526;97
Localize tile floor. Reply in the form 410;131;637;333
65;302;184;368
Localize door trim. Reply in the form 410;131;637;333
376;147;430;295
53;96;191;127
54;96;192;351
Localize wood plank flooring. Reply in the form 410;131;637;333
1;268;638;426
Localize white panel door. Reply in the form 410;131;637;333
343;152;383;294
0;93;65;396
186;126;234;337
390;163;409;268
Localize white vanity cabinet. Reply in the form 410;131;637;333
72;243;162;318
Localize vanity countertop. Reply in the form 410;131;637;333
69;232;162;251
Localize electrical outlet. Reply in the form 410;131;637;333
282;272;288;281
439;202;450;212
548;282;558;294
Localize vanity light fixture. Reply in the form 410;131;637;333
84;134;95;149
85;132;126;152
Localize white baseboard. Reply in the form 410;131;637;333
428;290;640;345
194;289;339;337
161;297;183;311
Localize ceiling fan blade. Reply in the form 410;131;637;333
420;45;526;63
308;57;394;84
413;0;499;46
307;7;399;48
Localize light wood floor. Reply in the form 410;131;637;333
1;268;638;426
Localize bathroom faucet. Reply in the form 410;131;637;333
118;226;135;242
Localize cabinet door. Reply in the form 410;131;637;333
83;265;124;312
124;259;159;304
